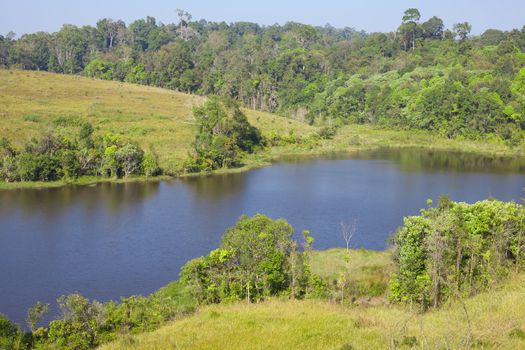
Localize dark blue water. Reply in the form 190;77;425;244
1;148;525;325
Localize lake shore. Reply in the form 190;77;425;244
1;124;524;190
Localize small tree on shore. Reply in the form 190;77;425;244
338;220;357;304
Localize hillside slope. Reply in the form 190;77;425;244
0;70;314;171
100;273;525;350
1;69;520;183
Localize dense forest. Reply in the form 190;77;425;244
2;8;525;143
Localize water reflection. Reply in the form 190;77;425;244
356;148;525;173
276;148;525;173
179;173;247;201
0;181;160;219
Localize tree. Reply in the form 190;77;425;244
390;199;525;309
400;8;421;50
176;9;193;41
51;24;88;73
96;18;127;50
421;16;444;39
114;142;144;177
338;220;357;304
179;214;316;303
188;97;261;171
453;22;472;41
26;301;50;332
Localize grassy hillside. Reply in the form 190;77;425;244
100;272;525;350
1;69;522;187
0;69;314;171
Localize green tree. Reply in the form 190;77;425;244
400;8;421;50
453;22;472;41
26;301;50;332
189;97;261;171
180;214;317;303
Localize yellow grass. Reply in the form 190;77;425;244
0;69;313;172
100;272;525;350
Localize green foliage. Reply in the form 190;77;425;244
0;313;20;350
20;282;196;350
390;197;525;309
4;9;525;143
180;214;321;303
26;301;50;332
187;97;262;172
0;124;161;182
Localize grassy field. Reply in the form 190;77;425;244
0;69;313;172
100;270;525;350
1;69;524;190
100;249;525;349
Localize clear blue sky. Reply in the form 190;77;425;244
1;0;524;37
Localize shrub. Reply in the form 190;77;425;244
188;97;262;172
180;214;319;303
390;197;525;309
0;126;161;182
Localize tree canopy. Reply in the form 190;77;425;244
2;9;525;144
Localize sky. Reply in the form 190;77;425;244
1;0;524;37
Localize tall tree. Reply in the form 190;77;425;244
453;22;472;41
400;8;421;50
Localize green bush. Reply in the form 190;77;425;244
180;214;319;303
0;125;162;183
0;313;20;350
390;197;525;309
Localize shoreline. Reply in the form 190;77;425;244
1;126;524;190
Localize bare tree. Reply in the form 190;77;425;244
176;9;193;41
340;219;357;252
338;220;357;304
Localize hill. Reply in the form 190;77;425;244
0;69;314;172
100;272;525;350
0;69;521;188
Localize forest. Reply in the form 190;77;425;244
1;8;525;143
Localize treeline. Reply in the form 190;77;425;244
2;9;525;141
0;120;160;182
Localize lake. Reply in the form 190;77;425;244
1;148;525;325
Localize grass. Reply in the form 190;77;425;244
310;248;395;299
100;271;525;350
0;69;313;174
1;68;524;190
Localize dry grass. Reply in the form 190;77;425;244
100;272;525;350
0;69;313;172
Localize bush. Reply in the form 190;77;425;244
188;97;262;172
0;314;20;349
180;214;318;303
390;197;525;309
0;125;162;183
317;126;337;139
